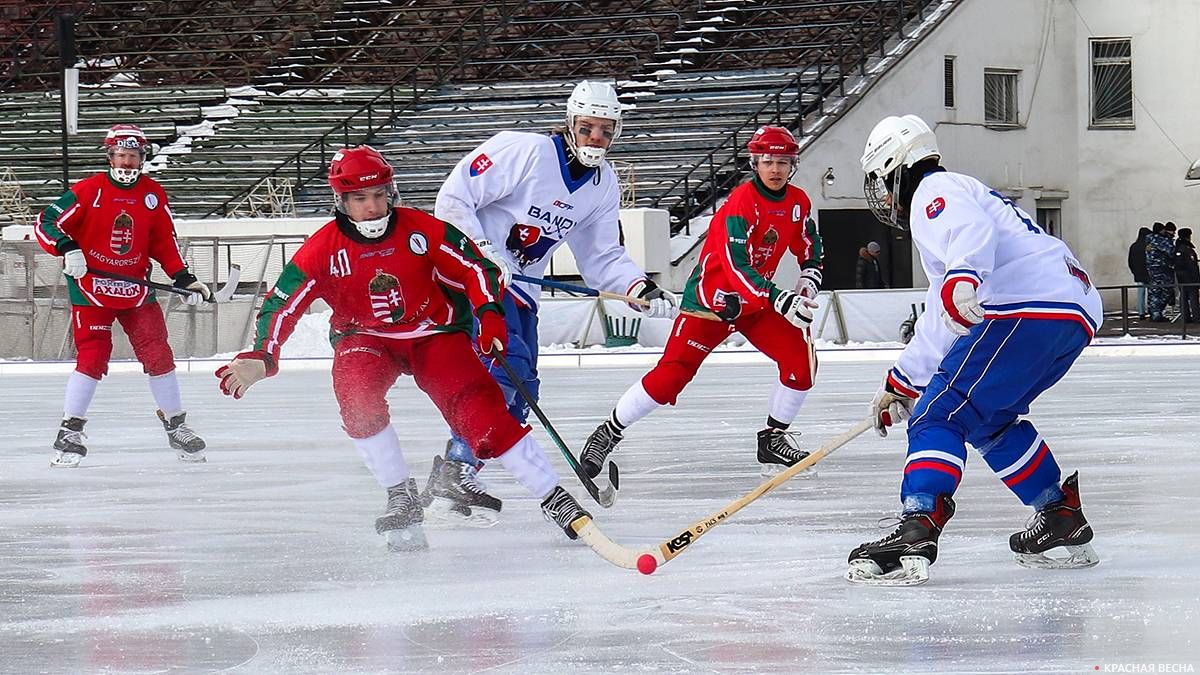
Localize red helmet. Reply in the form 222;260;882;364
747;126;799;156
104;124;148;152
328;145;394;195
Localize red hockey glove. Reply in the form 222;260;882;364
215;350;276;399
478;310;507;355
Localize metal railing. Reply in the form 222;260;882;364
1099;283;1200;339
648;0;931;234
205;0;520;218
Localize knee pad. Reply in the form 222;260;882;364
641;362;699;406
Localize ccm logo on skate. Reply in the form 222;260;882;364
665;531;693;553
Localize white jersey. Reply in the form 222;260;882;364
892;170;1104;392
435;130;645;308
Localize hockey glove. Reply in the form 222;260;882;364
772;289;818;328
795;267;823;300
62;247;88;279
940;277;984;336
478;310;508;355
870;371;917;437
714;293;743;322
629;278;679;319
216;350;276;399
474;239;513;287
173;270;212;306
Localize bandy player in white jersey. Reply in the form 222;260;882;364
418;81;679;523
845;114;1103;586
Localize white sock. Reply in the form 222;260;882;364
147;370;184;417
63;371;99;419
614;380;661;428
767;382;809;426
497;434;559;500
352;427;410;489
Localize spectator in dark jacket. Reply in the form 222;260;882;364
1128;226;1151;318
1174;228;1199;322
855;241;885;289
1146;222;1176;321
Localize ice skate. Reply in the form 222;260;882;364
419;454;501;528
375;478;428;552
756;427;814;478
50;417;88;468
1010;471;1099;569
540;486;591;540
157;410;206;462
846;494;956;586
579;420;622;479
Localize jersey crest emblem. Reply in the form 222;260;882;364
368;271;406;322
505;223;558;268
469;153;493;177
762;227;779;245
110;211;134;255
144;193;159;210
925;197;946;219
408;232;428;255
1065;257;1093;293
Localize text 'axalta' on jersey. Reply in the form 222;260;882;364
683;176;821;316
889;170;1104;396
435;130;645;307
252;207;505;362
35;173;188;308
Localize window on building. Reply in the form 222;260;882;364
984;69;1019;126
943;56;955;108
1090;38;1133;127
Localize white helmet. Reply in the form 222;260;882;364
860;115;940;228
565;80;623;167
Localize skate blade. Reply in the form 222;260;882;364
845;556;930;586
759;464;816;479
50;453;82;468
1014;543;1099;569
177;451;207;463
424;497;500;529
383;526;429;553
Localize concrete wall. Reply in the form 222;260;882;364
797;0;1200;287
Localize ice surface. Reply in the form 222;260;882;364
1;352;1197;673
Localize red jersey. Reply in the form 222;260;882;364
35;172;188;308
253;207;504;361
682;177;822;315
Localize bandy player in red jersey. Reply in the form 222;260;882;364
214;146;593;551
36;123;212;468
579;126;825;478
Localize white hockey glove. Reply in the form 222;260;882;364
62;247;87;279
215;350;276;399
475;239;512;287
795;267;823;300
940;278;984;336
629;279;679;319
870;372;917;438
173;271;212;306
772;289;818;328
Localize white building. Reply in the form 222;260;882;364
797;0;1200;290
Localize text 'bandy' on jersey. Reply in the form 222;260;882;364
435;130;645;308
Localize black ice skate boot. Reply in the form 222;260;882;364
419;454;502;527
50;417;88;468
540;486;592;540
756;427;813;477
157;410;206;462
580;420;622;479
1009;471;1099;569
846;494;956;586
376;478;429;552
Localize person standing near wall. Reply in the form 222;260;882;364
1127;226;1151;319
855;241;886;289
1174;227;1200;322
